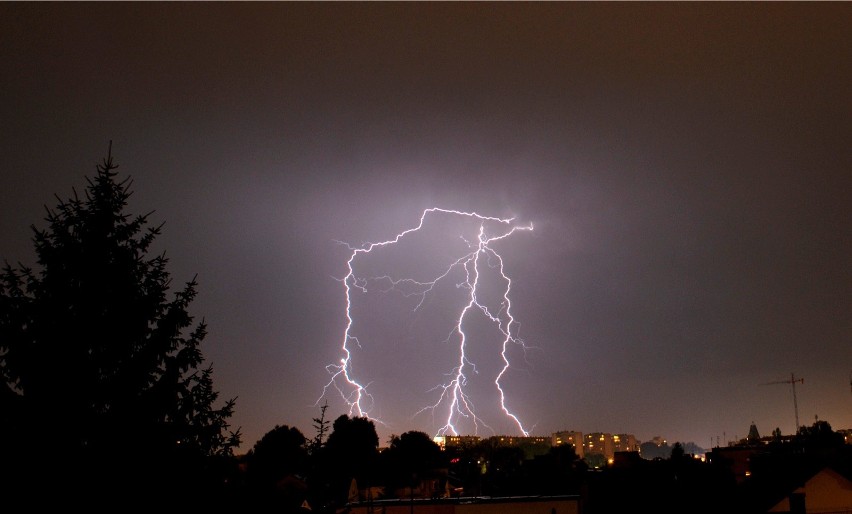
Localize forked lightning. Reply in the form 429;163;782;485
320;208;534;436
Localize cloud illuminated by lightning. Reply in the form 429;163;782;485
320;208;534;436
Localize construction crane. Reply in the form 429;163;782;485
761;372;804;434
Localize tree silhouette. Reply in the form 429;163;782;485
309;414;379;510
309;400;330;455
247;425;308;486
0;146;240;506
245;424;309;511
380;430;446;496
796;419;844;448
670;441;685;461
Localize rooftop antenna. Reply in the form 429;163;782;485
761;372;804;434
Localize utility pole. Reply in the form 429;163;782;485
762;372;804;433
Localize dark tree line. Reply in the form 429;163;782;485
241;414;586;513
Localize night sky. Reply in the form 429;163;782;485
2;3;850;452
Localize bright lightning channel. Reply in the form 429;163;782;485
320;207;534;437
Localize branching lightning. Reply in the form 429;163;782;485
320;208;534;436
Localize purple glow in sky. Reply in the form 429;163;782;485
1;3;850;451
322;208;534;437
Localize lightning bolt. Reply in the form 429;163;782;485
320;208;534;436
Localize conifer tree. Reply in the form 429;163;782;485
0;145;240;504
